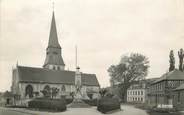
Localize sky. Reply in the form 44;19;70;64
0;0;184;92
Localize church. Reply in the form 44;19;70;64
11;11;100;104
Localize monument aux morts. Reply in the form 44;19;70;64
11;11;100;105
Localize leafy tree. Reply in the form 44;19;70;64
51;87;59;99
169;50;175;72
87;93;93;100
70;92;75;99
178;48;184;71
41;87;59;99
99;88;107;97
107;53;149;102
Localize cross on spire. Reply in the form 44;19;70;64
52;0;55;12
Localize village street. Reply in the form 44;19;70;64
1;105;183;115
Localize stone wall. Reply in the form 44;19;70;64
18;83;99;99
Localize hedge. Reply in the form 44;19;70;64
97;97;120;113
65;98;73;105
83;99;98;106
28;98;66;112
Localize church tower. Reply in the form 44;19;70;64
43;11;65;70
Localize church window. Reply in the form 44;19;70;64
42;85;51;98
44;85;50;91
25;85;33;98
53;66;56;70
57;66;60;70
61;85;66;92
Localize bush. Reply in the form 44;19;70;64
28;98;66;112
65;98;73;105
97;97;120;113
83;99;98;106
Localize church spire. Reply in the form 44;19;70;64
48;12;61;48
43;10;65;70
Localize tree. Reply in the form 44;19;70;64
99;88;107;97
41;86;59;99
51;87;59;99
70;92;75;99
107;53;149;102
178;48;184;71
169;50;175;72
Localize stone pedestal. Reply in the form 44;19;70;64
67;92;90;108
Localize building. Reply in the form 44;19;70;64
127;83;146;103
147;69;184;108
11;11;100;105
0;91;14;106
127;78;158;104
173;83;184;110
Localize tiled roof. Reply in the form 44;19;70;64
153;69;184;84
175;84;184;91
17;66;100;86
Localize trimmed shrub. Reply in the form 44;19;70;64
97;97;120;113
65;98;73;105
28;98;66;112
83;99;98;106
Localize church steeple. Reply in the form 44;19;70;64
48;12;61;48
43;11;65;70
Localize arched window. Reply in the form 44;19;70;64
25;85;33;98
61;85;66;92
44;85;50;91
42;85;51;98
57;66;60;70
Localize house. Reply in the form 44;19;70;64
147;69;184;107
0;91;14;106
126;78;157;104
127;82;146;103
173;83;184;110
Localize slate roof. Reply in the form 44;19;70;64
17;66;100;86
43;11;65;67
43;53;65;66
152;69;184;84
48;12;61;48
175;84;184;91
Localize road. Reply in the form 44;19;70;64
0;108;36;115
0;105;183;115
